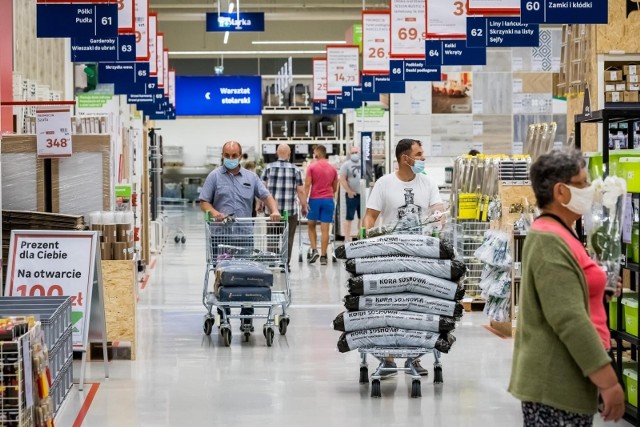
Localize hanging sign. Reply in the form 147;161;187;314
425;40;487;65
149;13;158;75
389;60;441;81
326;45;360;95
520;0;608;24
135;0;149;60
426;0;468;39
362;75;406;94
312;58;328;101
206;12;265;32
466;17;539;47
35;107;73;158
362;11;390;75
390;0;426;58
352;86;381;102
163;50;170;97
70;35;136;62
157;33;165;87
36;4;118;38
467;0;520;15
118;0;135;33
168;69;176;106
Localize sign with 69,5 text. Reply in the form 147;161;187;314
5;231;99;349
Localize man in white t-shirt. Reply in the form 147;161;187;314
363;138;445;380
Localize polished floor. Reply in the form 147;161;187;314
56;208;629;426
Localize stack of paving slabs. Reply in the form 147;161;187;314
333;234;466;353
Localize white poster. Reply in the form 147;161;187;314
149;13;157;75
35;107;73;158
468;0;520;15
363;11;390;75
326;45;360;95
135;0;148;60
168;69;176;106
163;50;169;97
157;33;165;87
313;59;327;101
118;0;135;33
390;0;426;59
426;0;467;38
5;231;98;349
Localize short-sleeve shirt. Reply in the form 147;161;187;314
261;160;304;215
307;160;338;200
340;159;361;194
199;166;270;218
366;172;441;226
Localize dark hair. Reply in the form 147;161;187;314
468;149;480;156
314;144;327;158
530;149;586;209
395;139;421;161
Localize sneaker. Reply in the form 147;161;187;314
376;360;398;380
320;255;328;265
405;359;429;377
308;249;319;264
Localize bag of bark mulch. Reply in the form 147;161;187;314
332;310;457;333
337;327;456;353
344;256;467;282
213;260;273;296
335;235;455;260
343;293;464;319
347;272;465;301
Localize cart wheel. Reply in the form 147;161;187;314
278;318;289;335
298;253;303;263
244;332;251;342
174;235;180;243
266;328;274;347
433;366;443;384
411;380;422;398
359;366;369;384
221;328;232;347
371;379;381;398
181;236;186;244
203;319;213;336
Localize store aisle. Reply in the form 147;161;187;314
56;207;628;426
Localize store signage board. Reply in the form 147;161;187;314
335;94;360;109
466;17;539;47
168;69;176;106
312;58;328;101
426;0;467;39
157;33;165;87
113;75;159;96
149;13;158;75
98;61;149;85
163;50;170;97
206;12;265;32
389;60;442;81
326;45;360;95
351;86;381;102
35;107;73;158
118;0;135;33
37;4;118;38
467;0;520;15
134;0;148;60
175;75;262;116
520;0;608;24
362;75;406;94
362;11;391;75
70;34;136;62
425;40;487;65
390;0;426;58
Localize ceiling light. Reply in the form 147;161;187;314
252;40;347;45
228;2;234;13
170;50;326;56
223;31;229;44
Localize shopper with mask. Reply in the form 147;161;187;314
339;146;362;242
509;149;624;425
362;138;445;378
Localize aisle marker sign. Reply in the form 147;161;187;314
520;0;608;24
466;17;539;47
326;45;360;95
168;69;176;106
312;58;328;101
467;0;520;15
362;75;406;94
163;50;170;97
70;35;136;62
118;0;135;33
36;4;118;38
205;12;265;32
362;11;391;75
390;0;426;58
425;40;487;65
157;33;165;88
149;13;158;75
35;107;73;158
389;60;442;81
135;0;149;60
426;0;467;39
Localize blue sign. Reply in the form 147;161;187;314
425;41;486;66
389;61;441;82
115;76;161;96
466;18;539;48
362;75;406;94
206;12;265;32
98;62;150;86
520;0;608;24
37;4;118;38
71;35;136;63
175;76;262;116
352;86;380;103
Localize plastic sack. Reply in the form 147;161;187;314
348;272;465;301
479;266;511;299
213;260;273;296
366;211;445;238
343;293;464;319
335;235;455;260
332;310;457;333
483;294;511;323
344;256;467;282
473;230;512;268
337;328;456;353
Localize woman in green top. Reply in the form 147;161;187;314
509;150;624;425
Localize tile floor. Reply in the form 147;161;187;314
56;207;630;426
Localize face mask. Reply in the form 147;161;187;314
562;184;594;215
223;158;239;170
351;154;359;162
406;156;425;174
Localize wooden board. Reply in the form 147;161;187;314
101;260;137;360
513;72;553;94
596;0;640;55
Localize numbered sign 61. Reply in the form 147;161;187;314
36;107;73;158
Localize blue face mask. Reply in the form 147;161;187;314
407;156;425;174
223;158;240;170
351;154;359;162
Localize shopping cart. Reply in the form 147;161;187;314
358;347;443;398
202;216;291;347
158;197;188;244
297;218;337;263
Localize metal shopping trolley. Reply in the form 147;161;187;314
202;216;291;347
159;197;189;244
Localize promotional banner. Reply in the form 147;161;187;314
35;107;73;158
362;11;390;75
70;35;136;62
175;76;263;116
467;0;520;15
312;58;328;101
163;49;169;97
118;0;135;34
426;0;467;39
466;17;539;47
326;45;360;95
520;0;608;24
37;4;118;38
390;0;426;58
149;13;157;75
135;0;149;60
389;60;442;81
157;33;164;87
206;12;265;32
425;40;487;65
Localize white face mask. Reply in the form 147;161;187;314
562;184;595;215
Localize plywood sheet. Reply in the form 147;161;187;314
102;260;137;359
473;72;512;115
596;0;640;54
472;115;512;155
513;72;553;93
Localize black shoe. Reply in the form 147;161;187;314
308;249;319;264
320;255;328;265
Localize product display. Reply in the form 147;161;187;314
345;256;467;282
337;328;456;353
343;293;464;319
347;273;465;301
332;310;457;333
475;230;513;322
335;235;455;260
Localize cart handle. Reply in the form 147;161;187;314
204;212;284;223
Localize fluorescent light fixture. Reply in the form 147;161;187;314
170;50;325;56
252;40;347;45
228;2;234;12
224;31;230;44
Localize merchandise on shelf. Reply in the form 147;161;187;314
90;211;135;261
474;230;513;323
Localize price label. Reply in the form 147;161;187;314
468;0;520;15
312;58;328;101
426;0;467;39
391;0;426;58
362;11;390;74
36;107;73;158
157;33;165;87
326;45;360;95
149;13;158;75
118;0;135;33
135;0;149;60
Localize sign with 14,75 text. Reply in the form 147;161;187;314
37;4;118;38
520;0;608;24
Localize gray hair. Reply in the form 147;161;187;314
530;149;586;209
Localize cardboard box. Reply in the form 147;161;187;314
624;91;639;102
629;75;640;83
617;83;628;91
605;69;623;81
628;83;640;91
605;83;617;92
606;91;623;103
624;64;638;76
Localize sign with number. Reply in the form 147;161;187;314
37;4;118;38
118;0;135;33
362;11;390;75
157;33;165;87
467;0;520;15
35;107;73;158
466;17;539;47
426;0;467;39
326;45;360;95
389;60;442;81
205;12;265;32
520;0;608;24
98;62;150;92
168;69;176;106
312;58;328;101
5;231;98;349
361;75;406;94
149;13;158;75
135;0;149;60
425;40;487;65
391;0;426;58
163;50;169;96
70;35;136;62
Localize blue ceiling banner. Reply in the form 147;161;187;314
71;35;136;63
362;75;406;94
389;61;441;82
206;12;265;32
425;40;487;66
520;0;608;24
37;4;118;38
466;17;539;48
175;75;263;116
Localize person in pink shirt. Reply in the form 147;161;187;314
304;145;338;265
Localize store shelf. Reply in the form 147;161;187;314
261;140;348;145
262;109;313;115
612;330;640;345
624;402;638;424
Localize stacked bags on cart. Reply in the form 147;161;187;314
333;234;466;353
215;260;274;303
474;231;512;322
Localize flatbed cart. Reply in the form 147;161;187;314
358;347;443;398
202;216;291;347
158;197;188;243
